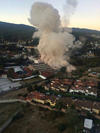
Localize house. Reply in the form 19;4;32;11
48;79;71;92
61;79;73;86
14;66;23;73
88;72;97;77
86;80;97;87
74;100;93;112
39;71;54;80
92;102;100;114
60;86;68;92
1;74;7;78
26;91;57;107
8;66;34;81
27;91;46;104
28;65;35;71
44;85;50;91
74;99;100;115
46;96;56;107
33;62;54;72
32;91;46;104
69;80;97;96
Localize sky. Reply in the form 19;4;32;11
0;0;100;30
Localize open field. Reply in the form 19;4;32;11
2;104;83;133
0;88;27;100
0;103;24;127
0;88;83;133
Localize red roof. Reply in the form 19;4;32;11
41;71;53;78
29;91;46;100
62;79;73;85
26;91;56;102
12;67;33;79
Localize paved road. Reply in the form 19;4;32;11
0;99;27;104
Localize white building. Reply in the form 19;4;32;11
84;119;93;130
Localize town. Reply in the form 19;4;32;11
1;35;100;133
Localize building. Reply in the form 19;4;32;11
26;91;57;107
47;78;73;92
69;80;97;96
39;71;54;80
8;66;35;81
84;119;93;130
32;63;54;72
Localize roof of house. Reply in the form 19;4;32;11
26;91;57;102
40;71;53;78
74;80;97;87
14;66;23;73
62;79;73;85
74;100;93;109
93;102;100;110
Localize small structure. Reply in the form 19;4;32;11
39;71;53;80
84;118;93;130
14;66;23;73
1;74;7;78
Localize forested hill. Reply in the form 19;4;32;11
0;21;36;42
0;21;100;42
72;28;100;38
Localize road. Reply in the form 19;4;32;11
0;99;27;104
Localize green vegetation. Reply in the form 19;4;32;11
56;108;82;133
55;100;66;110
71;56;100;68
0;103;25;127
7;68;14;78
1;21;100;43
22;77;43;85
0;22;35;42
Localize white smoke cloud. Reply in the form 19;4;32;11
29;2;77;72
67;0;78;8
62;0;78;27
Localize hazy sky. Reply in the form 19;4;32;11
0;0;100;30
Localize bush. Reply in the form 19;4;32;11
57;123;66;132
27;85;33;92
7;68;14;78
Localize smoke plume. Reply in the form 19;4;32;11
62;0;78;26
29;2;77;72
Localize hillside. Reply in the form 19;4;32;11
0;89;82;133
72;28;100;41
0;21;100;42
72;28;100;35
0;22;36;42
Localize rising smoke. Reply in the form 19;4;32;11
62;0;78;26
29;1;78;72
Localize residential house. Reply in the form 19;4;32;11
69;80;97;96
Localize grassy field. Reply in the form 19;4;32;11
0;79;83;133
1;104;83;133
0;88;27;100
0;103;24;127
